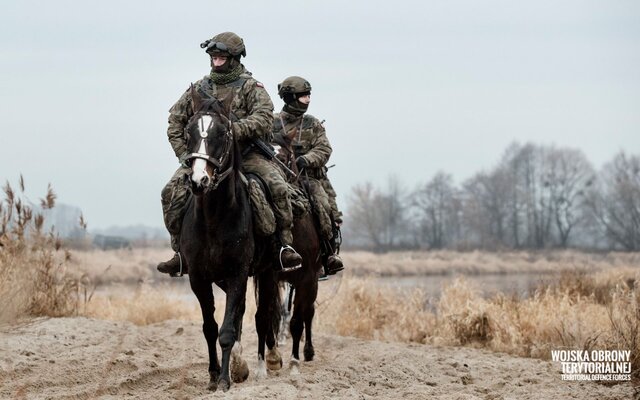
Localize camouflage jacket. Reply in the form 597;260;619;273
272;111;332;178
167;65;274;158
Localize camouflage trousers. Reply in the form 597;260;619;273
242;152;294;245
319;177;342;223
305;178;334;241
160;166;191;252
160;153;295;251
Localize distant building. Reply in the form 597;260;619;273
92;234;131;250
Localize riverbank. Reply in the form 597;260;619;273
0;317;634;399
67;248;640;285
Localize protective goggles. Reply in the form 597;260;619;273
200;40;229;53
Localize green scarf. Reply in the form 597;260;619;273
283;101;308;116
210;64;243;85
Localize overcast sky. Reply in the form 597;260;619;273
1;0;638;229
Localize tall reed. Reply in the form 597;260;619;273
0;177;85;323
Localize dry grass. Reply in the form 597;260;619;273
342;249;640;276
0;179;86;324
317;269;639;385
68;247;174;285
82;283;202;325
81;282;261;330
608;283;640;384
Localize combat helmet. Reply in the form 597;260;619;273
200;32;246;58
278;76;312;99
278;76;312;116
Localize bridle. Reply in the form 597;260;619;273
186;109;235;191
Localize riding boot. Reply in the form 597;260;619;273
321;224;344;277
279;245;303;272
271;238;302;272
157;235;187;277
157;252;187;276
326;253;344;275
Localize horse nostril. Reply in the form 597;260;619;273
201;175;210;187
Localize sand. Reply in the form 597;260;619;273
0;317;634;400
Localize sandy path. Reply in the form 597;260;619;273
0;317;634;400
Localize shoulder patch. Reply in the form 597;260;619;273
256;82;264;88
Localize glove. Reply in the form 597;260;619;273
179;153;191;169
296;157;308;171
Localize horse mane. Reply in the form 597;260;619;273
190;83;227;117
225;133;243;209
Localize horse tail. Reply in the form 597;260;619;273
253;269;282;343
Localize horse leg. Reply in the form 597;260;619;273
289;295;304;375
265;320;282;371
278;284;293;345
217;276;248;392
303;302;316;361
216;280;245;347
303;281;318;362
216;278;245;346
254;271;269;379
190;280;220;391
230;294;249;384
254;270;282;378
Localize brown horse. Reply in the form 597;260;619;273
253;155;325;378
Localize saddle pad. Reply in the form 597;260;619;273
246;177;276;236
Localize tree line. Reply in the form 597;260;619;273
344;143;640;252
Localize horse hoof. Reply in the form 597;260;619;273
254;361;267;380
218;378;231;392
266;348;283;371
289;357;300;376
304;347;315;362
230;342;249;383
207;371;219;391
231;359;249;383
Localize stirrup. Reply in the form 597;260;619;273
169;252;184;277
279;245;302;272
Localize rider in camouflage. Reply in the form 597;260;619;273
157;32;302;276
272;76;344;275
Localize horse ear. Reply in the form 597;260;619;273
190;83;203;112
218;94;234;119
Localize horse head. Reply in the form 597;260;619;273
184;86;235;194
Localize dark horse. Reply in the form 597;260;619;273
180;88;255;391
253;160;325;378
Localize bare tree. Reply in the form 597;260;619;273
465;142;593;249
544;147;595;247
585;152;640;250
461;168;512;249
343;145;636;252
518;144;555;248
345;176;409;251
412;171;460;249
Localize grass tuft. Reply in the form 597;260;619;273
0;178;85;323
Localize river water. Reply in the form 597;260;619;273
375;273;555;299
95;272;556;307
